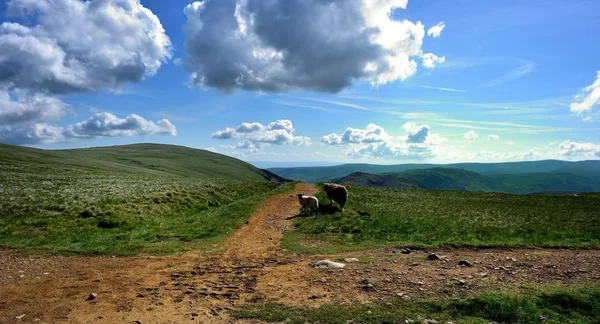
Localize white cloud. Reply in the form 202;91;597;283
346;141;436;160
421;53;446;69
570;71;600;121
427;21;445;38
559;141;600;159
464;130;479;141
1;0;172;94
183;0;443;93
0;0;172;144
0;112;176;144
488;134;500;140
0;90;66;126
321;123;391;145
327;122;446;160
64;113;176;139
403;122;430;143
233;140;261;154
212;120;311;153
212;128;235;139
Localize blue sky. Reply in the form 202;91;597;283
1;0;599;166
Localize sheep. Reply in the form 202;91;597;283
297;194;319;215
323;183;348;211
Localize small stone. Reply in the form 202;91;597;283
416;281;424;285
87;293;98;301
15;314;25;320
457;280;466;285
43;272;49;275
366;310;372;315
344;258;359;263
479;272;488;278
427;253;440;260
402;295;411;301
401;248;411;254
311;260;345;269
190;312;199;317
423;320;439;324
458;260;473;267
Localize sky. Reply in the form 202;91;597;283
1;0;599;167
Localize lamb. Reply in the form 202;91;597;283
297;194;319;215
323;183;348;211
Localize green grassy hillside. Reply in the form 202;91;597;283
268;160;600;182
336;168;600;194
336;171;422;189
0;143;291;255
284;185;600;253
0;143;286;181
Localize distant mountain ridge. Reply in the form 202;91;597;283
336;168;600;194
268;160;600;183
0;143;288;182
336;172;422;189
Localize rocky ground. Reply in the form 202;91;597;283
1;183;599;323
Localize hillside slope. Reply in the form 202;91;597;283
268;160;600;182
336;168;600;194
336;172;422;189
0;143;286;181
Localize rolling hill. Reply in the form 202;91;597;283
0;143;287;181
336;171;422;189
336;168;600;194
268;160;600;183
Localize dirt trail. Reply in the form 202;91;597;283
1;182;600;323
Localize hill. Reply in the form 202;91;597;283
0;143;286;181
335;168;600;194
336;172;422;189
268;160;600;183
0;142;291;255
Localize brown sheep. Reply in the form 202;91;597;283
323;183;348;211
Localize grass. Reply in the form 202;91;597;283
283;185;600;254
234;285;600;323
0;142;285;181
0;143;292;255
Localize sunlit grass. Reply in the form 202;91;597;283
284;185;600;253
0;163;292;255
235;285;600;323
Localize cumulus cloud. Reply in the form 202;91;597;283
0;112;176;145
464;130;479;141
559;141;600;159
421;53;446;69
0;90;66;126
488;134;500;140
1;0;172;94
0;0;173;144
212;128;235;139
321;123;391;145
346;141;436;160
212;120;310;153
325;122;446;160
427;21;445;38
570;71;600;121
183;0;444;93
403;122;429;143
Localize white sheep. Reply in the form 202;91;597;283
323;183;348;211
297;194;319;215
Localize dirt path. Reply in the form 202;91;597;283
1;182;600;323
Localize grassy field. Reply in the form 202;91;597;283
235;285;600;323
0;143;291;255
283;185;600;253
